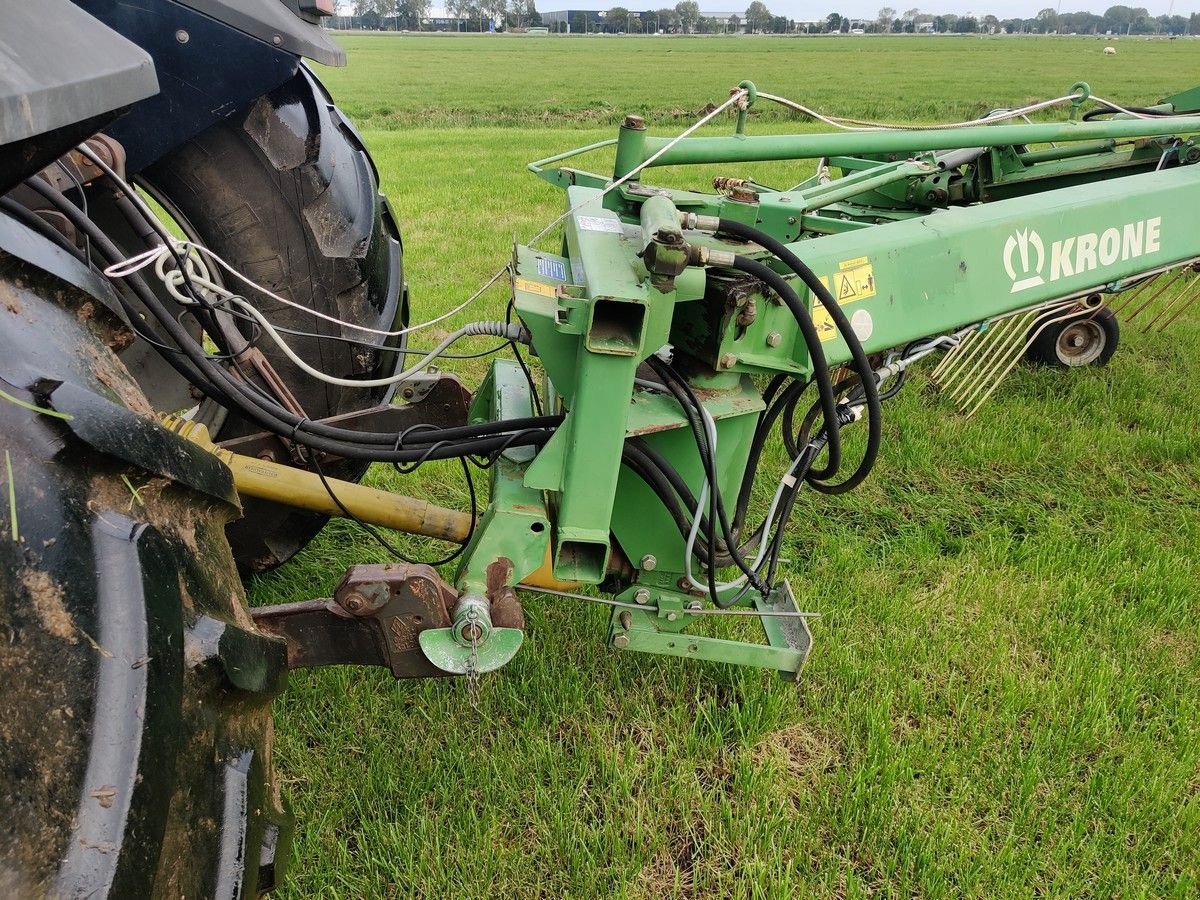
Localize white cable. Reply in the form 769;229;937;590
138;244;523;388
526;87;750;247
94;90;749;344
681;401;813;597
756;91;1084;132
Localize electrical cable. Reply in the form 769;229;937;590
506;297;544;416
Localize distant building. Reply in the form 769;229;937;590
541;9;756;33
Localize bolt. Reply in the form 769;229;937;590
787;216;797;225
719;352;737;369
175;29;190;43
766;331;782;348
623;114;646;130
402;388;414;399
341;592;367;614
639;554;657;571
687;601;702;611
633;588;651;604
619;611;632;630
666;611;678;622
613;633;630;649
272;33;283;45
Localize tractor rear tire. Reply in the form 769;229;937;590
0;251;290;896
137;67;407;575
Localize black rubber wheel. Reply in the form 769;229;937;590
1025;305;1120;368
137;68;407;575
0;257;290;897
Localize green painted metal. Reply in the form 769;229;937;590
419;625;524;676
456;360;549;596
442;84;1200;678
636;115;1200;168
420;361;546;675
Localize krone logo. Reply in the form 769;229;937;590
1003;228;1045;293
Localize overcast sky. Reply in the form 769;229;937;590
554;2;1200;17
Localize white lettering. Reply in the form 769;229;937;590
1007;216;1165;293
1075;232;1098;274
1051;237;1075;280
1099;228;1120;266
1146;216;1161;254
1122;221;1143;259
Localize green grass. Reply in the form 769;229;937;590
314;33;1198;128
251;35;1200;897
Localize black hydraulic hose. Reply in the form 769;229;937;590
0;197;87;261
733;377;810;535
24;176;561;460
647;356;770;601
719;219;882;495
621;443;697;546
726;253;844;483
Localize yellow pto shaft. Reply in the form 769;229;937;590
164;416;577;591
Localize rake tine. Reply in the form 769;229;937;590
945;313;1022;403
1123;270;1181;324
955;309;1041;411
963;305;1085;419
930;326;979;384
1145;272;1200;332
1107;272;1159;317
1156;277;1200;332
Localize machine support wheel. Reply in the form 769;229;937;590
1025;305;1120;368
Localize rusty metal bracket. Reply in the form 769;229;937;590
251;564;460;679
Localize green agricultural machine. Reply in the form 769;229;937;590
4;5;1200;893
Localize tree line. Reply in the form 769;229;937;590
333;2;1199;36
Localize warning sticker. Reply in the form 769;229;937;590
811;262;877;342
832;264;876;304
576;215;624;234
514;277;557;298
811;305;839;342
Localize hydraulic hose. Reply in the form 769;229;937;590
24;177;557;463
718;219;882;494
726;253;844;483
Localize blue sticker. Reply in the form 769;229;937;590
537;256;568;282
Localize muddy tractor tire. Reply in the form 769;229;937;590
135;67;407;575
0;248;289;896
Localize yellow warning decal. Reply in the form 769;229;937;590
811;305;839;343
514;277;557;298
832;263;876;304
811;262;876;342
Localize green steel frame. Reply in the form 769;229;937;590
433;81;1200;678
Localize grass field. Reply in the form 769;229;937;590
252;35;1200;897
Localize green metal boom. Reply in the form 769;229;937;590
420;81;1200;678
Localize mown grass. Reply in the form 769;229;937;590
314;33;1198;128
252;36;1200;897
